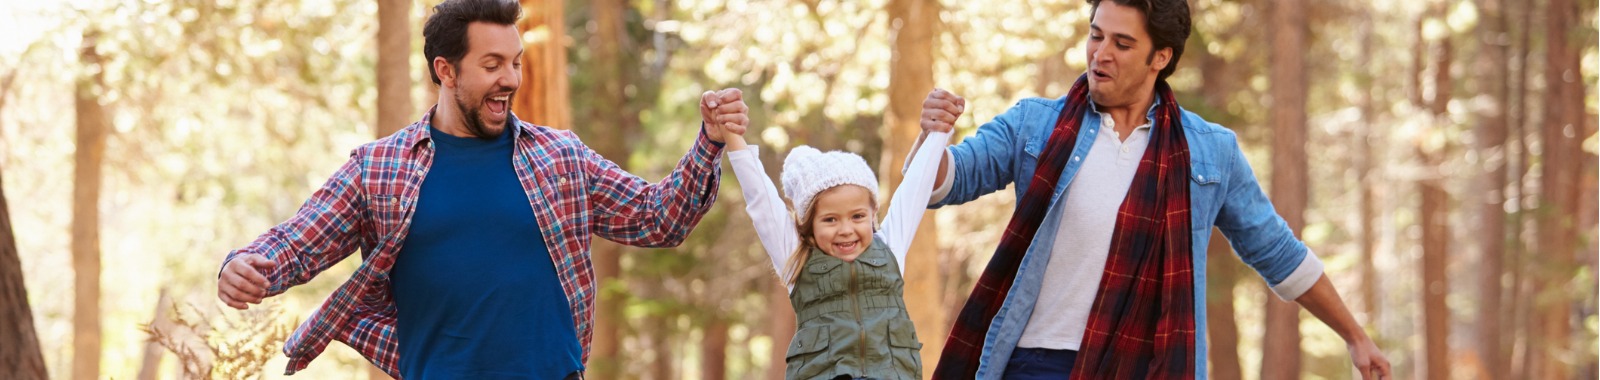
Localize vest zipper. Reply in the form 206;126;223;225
850;262;866;373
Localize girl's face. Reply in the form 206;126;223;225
808;185;877;261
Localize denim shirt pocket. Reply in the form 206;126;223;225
1188;161;1222;234
1012;131;1048;198
1019;136;1044;181
1190;162;1221;185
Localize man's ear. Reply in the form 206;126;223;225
433;57;456;89
1151;47;1173;73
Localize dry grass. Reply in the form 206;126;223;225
143;300;295;380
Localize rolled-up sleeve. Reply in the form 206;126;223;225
1213;139;1325;300
934;101;1033;208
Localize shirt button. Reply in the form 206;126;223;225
1073;156;1081;162
1121;146;1130;153
1198;174;1205;181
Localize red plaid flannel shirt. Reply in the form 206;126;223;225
222;109;723;377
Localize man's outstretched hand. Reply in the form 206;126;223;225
700;88;749;143
1349;337;1393;380
218;253;275;310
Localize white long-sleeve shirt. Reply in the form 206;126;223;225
726;132;952;294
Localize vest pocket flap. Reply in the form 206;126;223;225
787;325;830;357
857;255;890;267
1190;162;1221;185
887;319;921;349
807;258;842;273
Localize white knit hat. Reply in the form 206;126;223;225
780;146;880;223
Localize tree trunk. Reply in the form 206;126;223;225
1262;0;1305;377
1535;0;1583;377
885;0;943;377
581;0;635;377
1506;0;1535;374
377;0;413;138
1419;171;1451;380
73;30;110;380
423;2;441;107
588;242;623;379
700;318;729;380
651;316;675;380
0;171;47;380
1419;7;1453;377
370;3;413;376
514;0;571;129
1504;0;1535;375
1205;230;1243;380
1473;0;1510;377
1354;0;1381;328
767;282;794;380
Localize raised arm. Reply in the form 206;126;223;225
880;131;953;269
912;90;1033;208
584;131;723;247
722;134;801;282
910;89;964;192
586;88;747;247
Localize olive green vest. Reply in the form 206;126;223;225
786;237;923;380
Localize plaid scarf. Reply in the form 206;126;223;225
933;75;1195;379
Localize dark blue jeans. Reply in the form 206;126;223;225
1002;347;1078;379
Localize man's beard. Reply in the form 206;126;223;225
453;91;511;140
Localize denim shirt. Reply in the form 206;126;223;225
934;96;1324;379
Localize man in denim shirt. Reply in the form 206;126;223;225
911;0;1390;379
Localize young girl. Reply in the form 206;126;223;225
724;129;951;380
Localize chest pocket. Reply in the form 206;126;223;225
1190;161;1220;185
791;255;861;313
367;194;410;241
1017;124;1051;184
537;171;586;234
802;258;846;296
856;254;890;268
1188;161;1222;234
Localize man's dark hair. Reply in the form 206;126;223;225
1087;0;1191;81
423;0;522;85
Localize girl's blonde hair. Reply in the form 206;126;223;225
780;187;877;287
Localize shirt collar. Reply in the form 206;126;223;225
404;105;528;150
1085;93;1161;131
1085;92;1162;122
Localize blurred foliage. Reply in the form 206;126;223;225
145;300;292;379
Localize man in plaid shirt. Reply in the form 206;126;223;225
214;0;750;377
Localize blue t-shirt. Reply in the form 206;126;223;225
391;126;583;379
